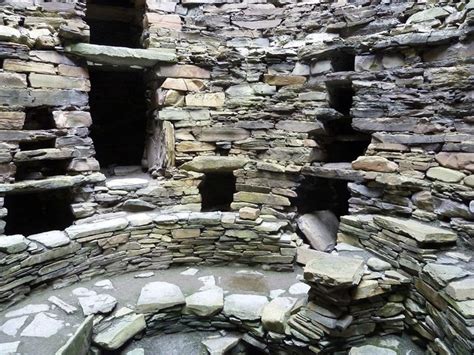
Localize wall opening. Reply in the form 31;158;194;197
331;51;355;72
89;69;148;171
292;176;350;218
4;188;75;236
23;107;55;130
86;0;141;48
326;80;354;116
199;173;236;212
19;138;56;151
15;159;70;181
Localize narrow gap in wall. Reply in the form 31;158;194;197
292;176;350;218
86;0;141;48
4;188;74;236
15;159;70;181
200;173;236;212
89;68;148;173
19;138;56;151
326;80;353;116
23;107;55;130
331;50;355;72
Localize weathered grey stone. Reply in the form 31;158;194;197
0;234;27;253
55;316;93;355
180;156;248;173
93;310;146;350
297;210;338;252
446;278;474;301
136;282;185;313
185;287;224;316
234;191;291;207
28;231;70;248
21;313;64;338
261;297;298;333
352;156;398;173
407;7;450;24
223;294;269;320
373;216;457;244
367;257;391;272
349;345;396;355
106;178;149;191
423;263;468;286
65;43;176;67
65;218;129;239
304;251;365;288
0;316;28;336
427;167;466;183
79;294;117;316
0;342;20;354
202;335;241;355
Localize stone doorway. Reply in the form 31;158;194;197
4;188;75;236
199;173;236;212
89;69;148;173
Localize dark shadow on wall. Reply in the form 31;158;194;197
89;69;148;169
4;188;75;236
292;176;350;218
199;173;236;212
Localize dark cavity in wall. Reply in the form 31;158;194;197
292;176;350;218
86;0;141;48
331;50;355;72
19;137;56;151
23;107;55;130
200;173;236;212
89;69;148;169
4;188;75;236
15;159;70;181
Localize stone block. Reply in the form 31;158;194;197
145;14;182;30
193;127;249;142
53;111;92;128
0;112;25;130
185;92;225;107
156;64;210;79
29;73;91;91
0;73;27;88
263;74;306;86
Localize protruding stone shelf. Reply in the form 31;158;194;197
64;43;177;68
302;162;368;182
0;173;106;194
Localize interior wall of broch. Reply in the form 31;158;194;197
0;0;473;353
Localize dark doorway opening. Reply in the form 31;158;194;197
15;159;70;181
89;69;148;169
4;189;75;236
86;0;141;48
200;173;236;212
292;176;350;218
331;51;355;72
23;107;55;130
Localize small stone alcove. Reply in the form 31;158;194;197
89;69;148;171
86;0;142;48
199;173;236;212
4;188;75;236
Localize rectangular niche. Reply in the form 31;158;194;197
86;0;142;48
23;107;56;130
19;137;56;151
4;188;75;236
199;173;236;212
14;159;70;181
89;68;148;171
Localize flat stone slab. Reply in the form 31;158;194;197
0;316;28;336
373;216;457;244
79;294;117;316
93;310;146;350
28;231;70;248
180;156;249;173
262;297;298;333
65;43;177;67
5;304;49;318
65;218;129;240
55;315;93;355
21;313;64;338
0;234;27;253
0;342;20;354
297;210;338;252
223;294;268;320
349;345;396;355
106;178;149;191
446;278;474;301
185;288;224;317
202;335;241;355
304;251;365;288
136;282;185;313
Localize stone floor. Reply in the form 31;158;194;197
0;265;307;354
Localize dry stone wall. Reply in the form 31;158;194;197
0;0;473;354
